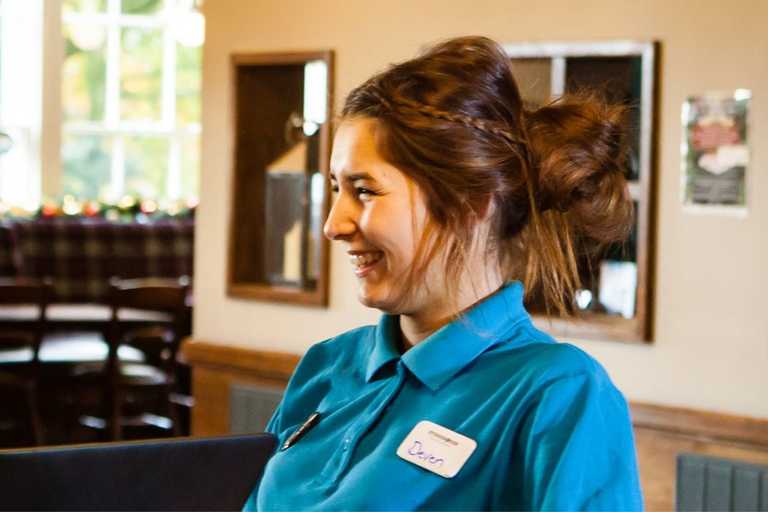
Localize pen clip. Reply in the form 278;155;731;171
280;411;321;451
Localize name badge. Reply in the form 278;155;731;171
396;420;477;478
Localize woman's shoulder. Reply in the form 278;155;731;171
492;327;618;394
289;324;378;380
523;340;607;378
273;325;378;429
303;324;377;360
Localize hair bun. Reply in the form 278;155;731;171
524;94;633;243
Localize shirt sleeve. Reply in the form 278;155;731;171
265;401;282;435
510;372;644;511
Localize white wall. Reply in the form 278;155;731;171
195;0;768;418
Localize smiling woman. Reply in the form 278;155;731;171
327;119;432;317
245;36;642;511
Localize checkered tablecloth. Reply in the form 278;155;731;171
0;219;194;302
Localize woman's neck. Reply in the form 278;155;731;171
398;270;504;350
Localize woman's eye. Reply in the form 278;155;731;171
356;187;375;197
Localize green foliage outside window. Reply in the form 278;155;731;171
125;136;168;198
63;24;107;122
63;0;107;15
121;0;163;15
62;134;111;199
120;27;163;121
176;43;201;125
61;0;202;202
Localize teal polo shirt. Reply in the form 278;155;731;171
245;281;643;511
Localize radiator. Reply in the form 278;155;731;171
229;383;284;434
677;453;768;511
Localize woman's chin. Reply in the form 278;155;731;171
357;285;396;313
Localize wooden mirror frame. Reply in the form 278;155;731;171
227;50;334;307
504;41;659;343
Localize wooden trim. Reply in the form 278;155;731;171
226;49;334;308
532;313;645;344
634;40;661;343
227;283;326;307
182;339;300;381
630;401;768;448
231;50;333;66
317;50;335;310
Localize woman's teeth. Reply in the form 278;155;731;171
350;252;383;268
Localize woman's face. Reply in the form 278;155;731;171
324;117;431;313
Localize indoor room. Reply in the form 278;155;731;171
0;0;766;510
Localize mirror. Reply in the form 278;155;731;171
506;41;658;342
227;51;333;306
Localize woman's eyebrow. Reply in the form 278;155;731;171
344;172;376;182
328;171;379;184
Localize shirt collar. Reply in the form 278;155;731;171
365;281;530;391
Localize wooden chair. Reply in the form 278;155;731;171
74;276;191;441
0;278;49;446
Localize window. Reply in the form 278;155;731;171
0;0;44;210
61;0;203;203
505;41;659;343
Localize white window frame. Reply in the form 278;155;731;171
62;0;201;201
0;0;45;209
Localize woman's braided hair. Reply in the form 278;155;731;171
367;89;526;147
341;36;633;317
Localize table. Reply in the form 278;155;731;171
0;331;144;365
0;304;174;331
0;304;167;368
0;303;189;445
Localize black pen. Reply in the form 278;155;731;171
280;412;321;451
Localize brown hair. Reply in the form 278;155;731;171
341;36;633;317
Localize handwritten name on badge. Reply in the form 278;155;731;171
396;420;477;478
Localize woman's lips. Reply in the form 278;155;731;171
349;251;384;278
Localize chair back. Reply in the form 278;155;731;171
106;276;190;372
0;278;50;365
0;278;50;305
110;276;189;312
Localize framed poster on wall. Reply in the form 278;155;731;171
682;90;751;210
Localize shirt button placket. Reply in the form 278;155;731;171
325;363;408;489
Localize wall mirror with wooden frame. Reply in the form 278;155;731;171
227;51;334;306
504;41;658;343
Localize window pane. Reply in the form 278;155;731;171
176;43;201;125
124;136;168;198
578;200;639;317
121;0;164;15
63;0;107;15
63;23;107;122
62;133;112;199
120;27;162;122
565;56;643;180
180;134;199;199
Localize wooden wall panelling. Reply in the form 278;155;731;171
182;340;299;437
632;402;768;510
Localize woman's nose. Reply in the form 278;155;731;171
323;197;356;241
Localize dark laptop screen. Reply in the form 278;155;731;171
0;433;276;511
